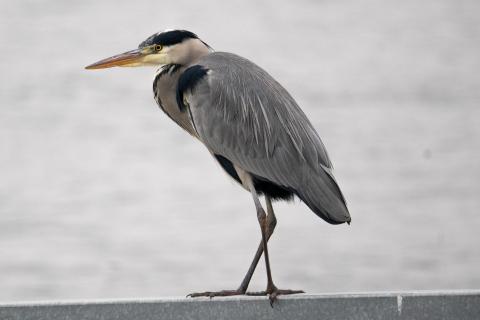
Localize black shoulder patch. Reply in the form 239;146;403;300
176;65;209;111
139;30;199;48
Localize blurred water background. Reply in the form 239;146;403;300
0;0;479;302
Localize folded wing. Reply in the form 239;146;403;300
179;52;350;224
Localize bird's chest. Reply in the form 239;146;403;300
153;68;198;137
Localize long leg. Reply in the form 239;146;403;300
244;177;304;305
187;172;302;303
249;179;275;289
187;196;276;297
237;196;276;292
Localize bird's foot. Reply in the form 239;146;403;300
246;285;304;306
187;289;245;298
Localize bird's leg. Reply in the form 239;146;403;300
186;197;276;299
245;180;304;306
236;196;277;293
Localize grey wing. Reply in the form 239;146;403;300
184;52;350;224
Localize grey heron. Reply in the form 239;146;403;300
86;29;351;304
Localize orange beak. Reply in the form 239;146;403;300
85;49;145;70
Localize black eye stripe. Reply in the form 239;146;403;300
139;30;198;48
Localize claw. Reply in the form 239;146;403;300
187;289;245;298
246;288;304;307
269;293;276;307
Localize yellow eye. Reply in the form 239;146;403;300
155;44;162;51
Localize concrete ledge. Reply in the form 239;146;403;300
1;290;479;320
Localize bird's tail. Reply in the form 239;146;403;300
295;167;351;225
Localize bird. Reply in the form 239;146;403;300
86;29;351;304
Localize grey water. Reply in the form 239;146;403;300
0;0;479;302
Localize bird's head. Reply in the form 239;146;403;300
85;29;211;70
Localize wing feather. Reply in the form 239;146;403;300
184;52;350;224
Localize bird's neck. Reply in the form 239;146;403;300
171;38;213;66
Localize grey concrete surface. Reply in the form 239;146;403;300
0;290;479;320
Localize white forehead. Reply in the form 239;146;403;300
159;28;175;35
